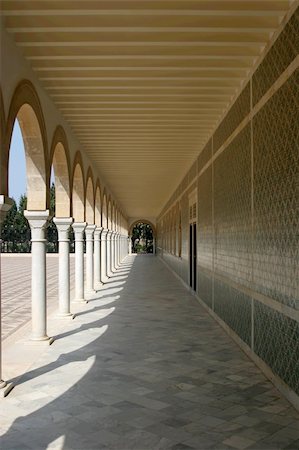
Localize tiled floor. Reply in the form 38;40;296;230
1;254;75;340
1;255;298;450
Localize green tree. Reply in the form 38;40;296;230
131;222;153;253
46;183;58;252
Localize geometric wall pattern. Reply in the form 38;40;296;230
253;72;299;311
254;302;299;395
253;7;299;105
157;8;299;399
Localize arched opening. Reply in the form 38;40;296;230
95;182;101;227
2;119;30;252
72;157;85;223
48;128;71;252
3;88;48;252
107;198;112;230
102;193;108;229
85;169;95;225
130;221;155;254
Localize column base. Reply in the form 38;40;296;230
0;381;14;398
72;299;88;304
28;336;54;345
57;312;76;320
94;282;103;291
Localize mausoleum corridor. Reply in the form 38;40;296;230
1;255;298;450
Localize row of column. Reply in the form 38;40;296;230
0;198;129;395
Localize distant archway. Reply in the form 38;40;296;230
130;221;155;254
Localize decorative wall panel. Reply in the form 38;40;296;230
254;301;299;395
214;125;252;288
197;167;213;271
214;278;251;346
253;8;299;105
157;8;298;403
213;82;250;152
197;139;212;173
253;72;299;311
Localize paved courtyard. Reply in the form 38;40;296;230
1;255;299;450
1;254;75;340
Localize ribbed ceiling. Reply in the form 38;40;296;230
2;1;293;218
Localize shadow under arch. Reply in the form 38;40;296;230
85;167;95;225
50;125;71;217
1;256;138;450
4;79;48;210
94;179;102;227
102;189;108;229
71;151;85;222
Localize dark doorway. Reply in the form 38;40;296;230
189;223;197;291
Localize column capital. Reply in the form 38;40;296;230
24;210;50;227
0;195;14;224
85;224;96;240
54;217;73;241
53;217;73;231
24;210;50;241
101;229;109;240
107;230;113;240
72;222;87;232
94;227;103;239
72;222;87;242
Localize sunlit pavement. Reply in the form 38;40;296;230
1;254;75;341
1;255;299;450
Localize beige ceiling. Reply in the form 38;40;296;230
2;1;293;218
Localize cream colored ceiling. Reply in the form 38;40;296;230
2;1;293;218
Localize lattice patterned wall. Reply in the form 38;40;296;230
157;8;299;399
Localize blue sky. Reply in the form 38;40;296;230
9;120;54;206
9;120;26;206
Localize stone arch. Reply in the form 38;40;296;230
112;201;116;231
85;167;95;225
49;126;71;217
95;179;102;227
71;151;85;222
129;219;156;237
107;196;112;230
102;190;108;229
5;80;48;210
0;88;6;194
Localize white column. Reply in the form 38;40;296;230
153;237;156;255
24;210;51;342
100;229;108;283
94;227;102;290
85;225;96;294
0;196;14;396
115;232;120;267
72;222;87;303
53;217;73;317
106;231;112;277
111;231;116;272
129;236;132;255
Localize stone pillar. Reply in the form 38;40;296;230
94;227;102;290
111;231;116;272
106;231;112;277
129;235;132;255
153;237;156;255
85;224;96;294
53;217;73;317
100;229;108;283
72;222;87;303
24;210;51;342
116;232;120;267
0;196;14;396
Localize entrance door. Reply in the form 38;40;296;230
189;222;197;291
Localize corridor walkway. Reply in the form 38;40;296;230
1;255;298;450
